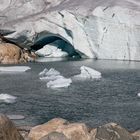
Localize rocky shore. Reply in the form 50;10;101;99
0;35;36;64
0;114;139;140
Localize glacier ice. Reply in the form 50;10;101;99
1;0;140;61
73;66;101;79
44;68;61;76
39;68;72;88
7;115;25;120
0;94;17;104
47;77;72;88
39;68;48;77
0;66;31;72
40;75;64;81
35;44;68;58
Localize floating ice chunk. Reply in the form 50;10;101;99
45;68;60;76
39;68;48;76
0;94;17;103
138;93;140;97
0;66;31;72
40;75;64;81
39;68;60;78
7;115;25;120
47;77;72;88
74;66;101;79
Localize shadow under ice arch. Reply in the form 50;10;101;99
30;33;82;58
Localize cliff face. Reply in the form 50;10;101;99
0;0;140;60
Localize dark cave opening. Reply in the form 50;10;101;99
31;35;81;58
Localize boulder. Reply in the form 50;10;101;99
94;123;137;140
28;118;68;140
0;42;36;64
0;0;140;60
39;132;69;140
132;130;140;140
0;114;24;140
0;43;22;64
56;123;91;140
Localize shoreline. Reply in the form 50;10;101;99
0;114;139;140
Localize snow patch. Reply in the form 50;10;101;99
74;66;101;79
0;94;17;103
0;66;31;72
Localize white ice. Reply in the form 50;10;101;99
7;115;25;120
0;94;17;103
47;77;72;88
0;66;31;72
39;68;48;76
39;68;72;88
40;75;64;81
73;66;101;79
35;44;68;58
39;68;61;81
137;93;140;97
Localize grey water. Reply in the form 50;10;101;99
0;59;140;131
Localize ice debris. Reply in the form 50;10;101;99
47;78;72;88
73;66;101;79
39;68;72;88
0;66;31;72
0;94;17;103
35;44;68;58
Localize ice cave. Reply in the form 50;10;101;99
31;34;82;58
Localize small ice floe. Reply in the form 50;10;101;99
47;77;72;88
0;66;31;72
7;115;25;120
39;68;72;88
39;68;61;81
0;94;17;103
73;66;101;80
40;75;64;81
137;93;140;97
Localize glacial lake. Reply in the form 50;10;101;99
0;59;140;131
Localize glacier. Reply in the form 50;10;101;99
0;0;140;60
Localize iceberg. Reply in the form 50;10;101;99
74;66;101;79
0;66;31;72
40;75;64;81
0;94;17;103
39;68;72;88
138;93;140;97
47;77;72;88
44;68;60;76
39;68;48;77
39;68;61;81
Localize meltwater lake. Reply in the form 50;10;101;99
0;59;140;131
